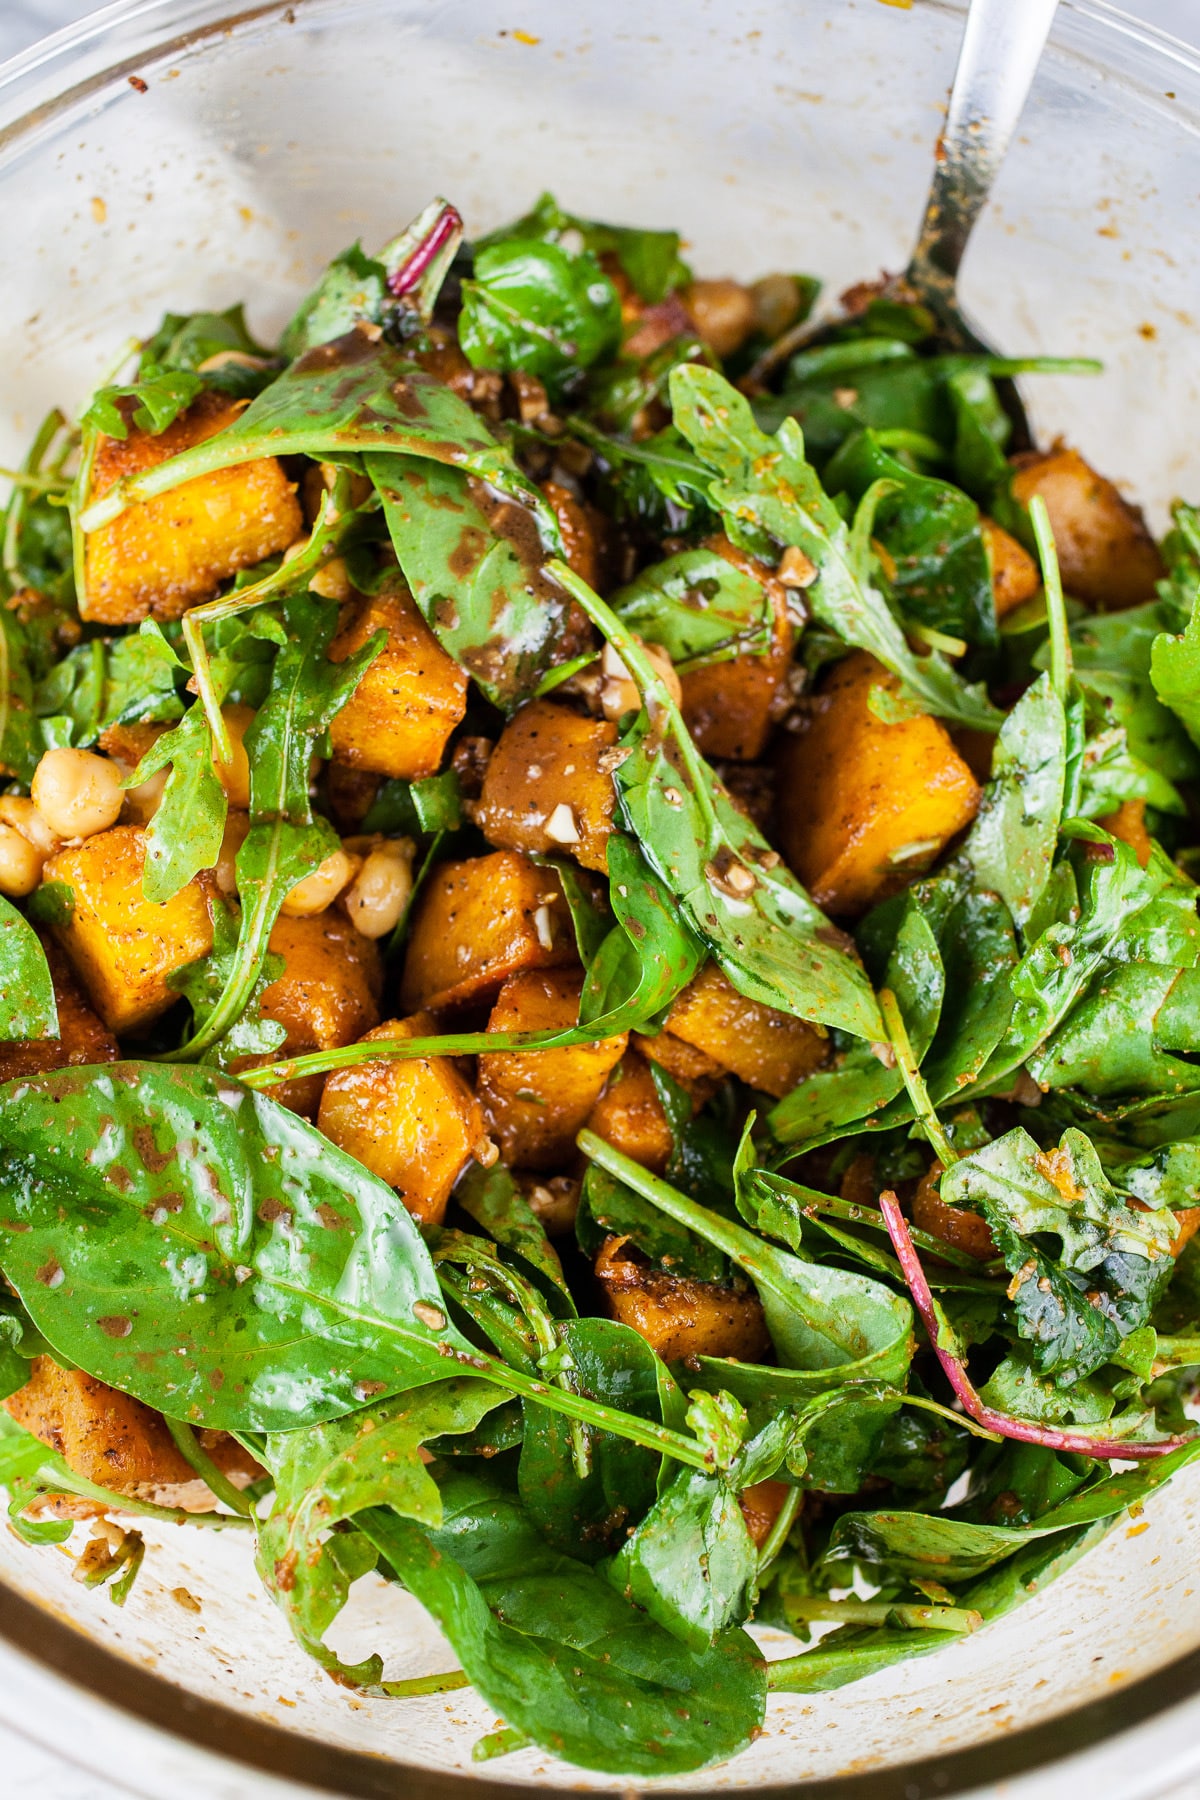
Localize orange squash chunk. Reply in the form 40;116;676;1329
981;517;1040;618
585;1052;677;1176
245;912;381;1116
327;578;468;780
477;969;626;1169
1010;445;1163;611
663;961;827;1099
83;391;302;624
776;651;981;916
1098;798;1154;869
678;537;795;761
317;1015;483;1225
44;825;214;1034
473;699;618;874
400;850;576;1016
911;1163;996;1261
594;1235;770;1363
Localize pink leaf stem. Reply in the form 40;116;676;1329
388;204;464;298
878;1191;1191;1462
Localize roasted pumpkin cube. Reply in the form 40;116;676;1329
1010;445;1164;611
4;1358;255;1501
243;912;382;1116
327;577;468;780
473;699;618;874
542;479;607;592
911;1163;995;1261
679;537;795;761
476;969;626;1169
0;936;117;1083
400;850;576;1016
632;1028;724;1087
585;1052;676;1175
981;516;1040;618
83;391;302;625
1098;798;1154;869
663;961;828;1099
594;1235;770;1362
776;651;981;916
739;1478;793;1549
317;1015;483;1225
44;825;214;1034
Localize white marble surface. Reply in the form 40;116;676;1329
1;0;1199;1796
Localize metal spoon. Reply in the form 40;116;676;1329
746;0;1060;422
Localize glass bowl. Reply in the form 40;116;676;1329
0;3;1199;1795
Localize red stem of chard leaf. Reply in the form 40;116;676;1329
388;203;463;298
878;1191;1191;1462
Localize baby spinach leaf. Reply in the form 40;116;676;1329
141;302;271;380
567;418;714;532
481;191;690;304
281;198;463;357
670;365;999;729
454;1161;572;1309
965;672;1066;933
610;545;772;668
1151;521;1200;746
361;1471;767;1776
942;1126;1177;1384
366;454;572;710
0;1062;474;1431
608;1461;758;1649
518;1316;677;1559
919;887;1019;1104
133;704;228;904
459;240;622;395
173;592;381;1056
580;1132;913;1383
80;335;549;534
1050;600;1199;799
576;1163;727;1282
823;429;996;648
168;893;286;1066
579;832;706;1035
80;364;204;440
554;563;881;1040
0;899;57;1043
255;1377;505;1685
0;607;42;784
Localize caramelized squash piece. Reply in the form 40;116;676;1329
328;578;468;779
739;1478;793;1549
4;1358;255;1500
911;1163;996;1261
400;851;575;1015
83;391;302;625
594;1235;771;1363
585;1052;676;1176
542;479;606;591
776;651;981;916
981;517;1040;618
0;937;117;1082
679;537;795;761
317;1015;483;1225
1098;798;1154;869
44;825;214;1034
477;969;627;1169
246;912;382;1116
663;961;828;1099
1010;445;1164;610
633;1028;724;1087
473;699;618;874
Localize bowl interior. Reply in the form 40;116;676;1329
1;0;1200;1791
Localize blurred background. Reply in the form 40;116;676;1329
1;0;1199;61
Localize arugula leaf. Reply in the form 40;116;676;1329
171;593;380;1056
0;900;57;1044
459;240;622;395
34;627;185;748
942;1126;1177;1383
80;364;204;440
454;1160;572;1308
670;365;999;730
361;1471;767;1776
1151;544;1200;748
0;1062;478;1431
168;893;286;1066
823;429;996;649
141;302;270;374
255;1377;505;1684
366;454;574;710
611;545;773;668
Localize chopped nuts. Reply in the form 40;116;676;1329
544;801;581;846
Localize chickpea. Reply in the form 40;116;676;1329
280;845;361;918
215;809;251;895
686;279;756;360
0;823;44;897
31;748;123;841
309;556;353;602
0;795;60;859
214;705;254;810
340;838;415;939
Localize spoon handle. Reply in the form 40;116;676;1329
909;0;1060;298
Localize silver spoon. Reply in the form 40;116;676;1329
746;0;1060;422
